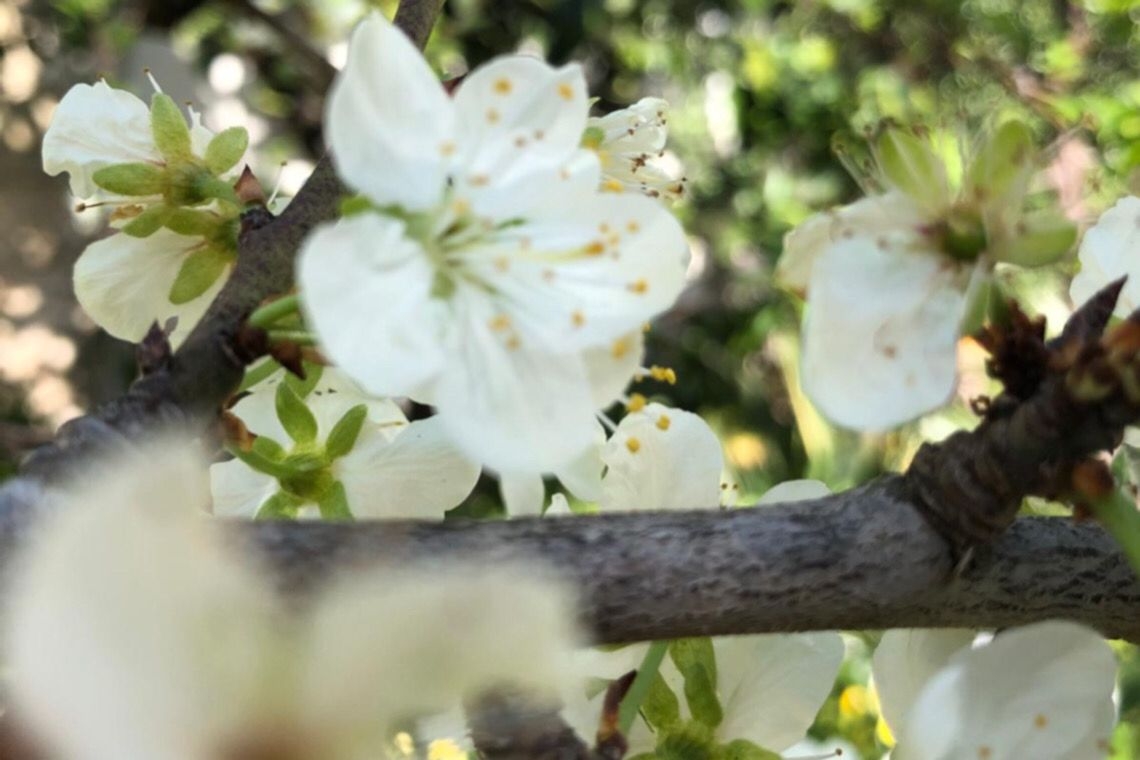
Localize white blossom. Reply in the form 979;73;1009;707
878;622;1116;760
210;367;480;519
585;97;686;201
1070;195;1140;317
299;12;688;476
6;441;581;760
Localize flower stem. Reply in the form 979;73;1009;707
1088;489;1140;577
617;640;669;735
266;329;317;346
249;294;300;329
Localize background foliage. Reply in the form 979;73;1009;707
5;0;1140;755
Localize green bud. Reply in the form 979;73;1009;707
164;208;222;237
204;127;249;175
325;404;368;460
317;480;354;521
119;205;171;237
150;93;193;162
255;489;301;520
92;162;166;196
275;380;320;446
168;245;232;304
965;120;1035;209
876;128;950;212
669;639;723;728
993;212;1077;268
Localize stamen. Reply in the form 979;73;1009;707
596;412;618;434
625;437;641;453
266;161;288;208
655;414;671;430
625;393;647;412
144;67;163;93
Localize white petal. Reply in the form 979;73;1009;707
590;97;669;154
871;628;974;734
600;403;723;511
755;479;831;505
553;424;606;503
42;80;159;199
777;193;924;294
893;621;1117;760
1070;195;1140;317
326;12;454;210
715;632;845;751
499;472;547;517
299;214;448;397
208;458;278;518
544;492;573;516
74;229;229;346
802;235;971;430
453;57;589;216
433;287;600;474
337;417;480;519
583;330;644;409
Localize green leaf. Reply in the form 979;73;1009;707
713;739;781;760
641;671;682;731
325;404;368;460
164;208;222;237
275;380;319;445
227;444;294;480
965;119;1035;208
119;205;171;237
318;480;354;521
285;362;324;399
339;195;375;217
204;126;249;175
251;434;287;461
255;489;300;520
876;128;950;212
150;93;193;162
993;212;1077;268
168;245;231;304
655;722;716;760
239;358;283;393
91;162;166;196
670;639;723;728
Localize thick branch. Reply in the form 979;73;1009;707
232;476;1140;643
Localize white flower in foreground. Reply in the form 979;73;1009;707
211;366;480;519
1070;195;1140;317
299;12;688;475
880;621;1116;760
584;97;686;201
44;79;249;345
7;442;581;760
871;627;976;733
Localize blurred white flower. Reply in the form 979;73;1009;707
1070;195;1140;317
7;441;581;760
210;366;480;519
585;97;686;201
299;12;688;476
877;621;1116;760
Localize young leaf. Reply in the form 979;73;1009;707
150;93;193;162
965;119;1034;208
91;162;166;196
876;128;950;212
119;205;171;237
993;212;1077;268
275;380;319;446
325;404;369;460
670;638;723;728
251;434;287;461
318;480;354;521
204;127;249;175
164;208;221;237
641;671;682;732
168;245;232;305
655;721;716;760
285;362;323;399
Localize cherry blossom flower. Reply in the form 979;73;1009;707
298;13;688;476
584;97;686;201
43;79;249;345
874;622;1117;760
210;366;480;519
6;442;581;760
1070;195;1140;317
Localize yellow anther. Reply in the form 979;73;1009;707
626;219;641;233
505;335;521;350
451;199;471;216
602;178;625;193
625;437;641;453
571;310;586;328
493;77;513;95
611;337;631;358
626;393;647;412
1034;714;1048;729
559;167;571;180
585;240;606;256
649;365;676;384
486;108;501;124
493;256;510;272
439;141;456;156
558;82;574;100
599;222;611;234
656;414;671;430
627;279;649;294
641;322;652;333
489;314;512;331
469;174;489;186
